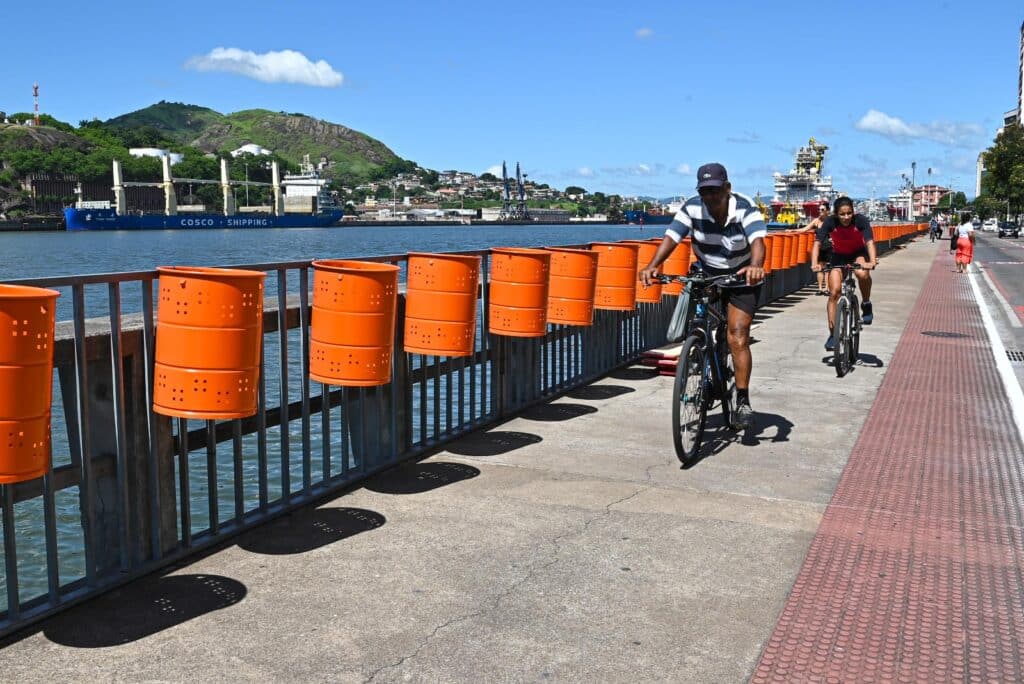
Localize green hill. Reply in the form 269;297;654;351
106;102;403;178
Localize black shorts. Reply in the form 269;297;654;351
719;285;762;317
829;249;868;267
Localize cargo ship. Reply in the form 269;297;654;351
623;209;673;225
767;137;837;228
64;156;343;231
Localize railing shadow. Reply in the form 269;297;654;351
521;403;598;422
565;384;635;401
364;462;481;495
609;367;659;381
43;574;246;647
443;430;543;457
236;507;386;555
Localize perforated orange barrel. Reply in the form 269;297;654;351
798;230;812;264
769;234;784;271
621;241;662;302
153;266;265;420
662;240;691;295
0;284;60;484
310;260;399;387
404;252;481;357
591;242;639;310
545;247;599;326
489;247;551;337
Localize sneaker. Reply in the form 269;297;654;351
825;334;835;351
861;301;873;325
733;401;754;431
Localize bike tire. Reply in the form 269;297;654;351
715;325;736;429
672;336;707;464
834;297;851;377
849;294;861;365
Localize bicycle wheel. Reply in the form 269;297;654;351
672;336;708;463
849;294;861;365
834;297;851;377
715;326;736;428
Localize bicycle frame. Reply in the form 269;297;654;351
826;263;862;377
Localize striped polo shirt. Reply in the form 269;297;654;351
665;192;767;282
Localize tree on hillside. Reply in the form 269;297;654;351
565;185;586;196
479;172;498;182
981;124;1024;217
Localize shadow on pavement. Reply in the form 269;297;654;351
609;367;659;381
43;574;246;647
364;461;480;495
521;403;598;422
444;430;543;457
740;411;795;446
565;384;635;401
237;507;385;555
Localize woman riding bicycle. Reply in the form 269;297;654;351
809;196;877;352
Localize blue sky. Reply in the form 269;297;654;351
2;1;1021;200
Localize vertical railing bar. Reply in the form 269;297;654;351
276;269;290;501
42;468;59;604
256;333;268;510
457;355;466;429
140;278;162;559
298;266;312;492
106;282;131;571
177;418;191;548
433;356;441;439
445;358;453;434
71;284;96;585
359;388;369;472
340;388;350;477
2;485;19;619
206;420;219;535
321;383;332;480
469;347;476;424
232;419;243;521
418;355;427;445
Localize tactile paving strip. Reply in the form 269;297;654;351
752;253;1024;682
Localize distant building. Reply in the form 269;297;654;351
230;143;273;157
911;185;949;216
129;148;183;165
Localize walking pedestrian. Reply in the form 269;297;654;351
950;212;975;274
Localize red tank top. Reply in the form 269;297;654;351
830;223;866;254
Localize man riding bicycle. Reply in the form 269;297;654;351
810;196;877;351
640;163;766;430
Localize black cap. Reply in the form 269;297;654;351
696;162;728;189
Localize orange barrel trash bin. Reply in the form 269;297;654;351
591;242;639;310
621;240;663;302
0;284;60;484
662;239;691;295
404;252;481;357
489;247;551;337
310;259;399;387
153;266;265;420
545;247;599;326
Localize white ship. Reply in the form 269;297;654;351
771;137;836;221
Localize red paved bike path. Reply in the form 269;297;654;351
752;250;1024;681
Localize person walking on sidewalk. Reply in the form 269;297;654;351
809;196;877;351
806;201;832;295
639;162;767;430
950;212;975;274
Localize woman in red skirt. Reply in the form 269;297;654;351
949;213;975;274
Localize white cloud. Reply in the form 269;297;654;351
185;47;343;87
484;165;503;177
854;109;982;146
577;167;595;177
635;28;654;39
674;164;691;174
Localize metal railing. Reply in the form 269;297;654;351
0;248;670;638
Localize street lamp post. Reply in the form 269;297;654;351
926;167;932;217
244;162;250;206
911;161;917;219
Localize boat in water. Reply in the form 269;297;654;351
64;156;343;231
623;209;672;225
767;137;836;228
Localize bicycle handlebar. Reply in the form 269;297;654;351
651;272;745;287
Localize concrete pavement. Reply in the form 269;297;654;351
0;236;993;682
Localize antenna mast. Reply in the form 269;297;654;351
32;83;40;126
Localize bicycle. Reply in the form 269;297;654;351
822;262;864;377
655;272;743;463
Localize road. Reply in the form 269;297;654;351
967;230;1024;390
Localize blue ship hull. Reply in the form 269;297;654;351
64;208;344;231
624;210;673;226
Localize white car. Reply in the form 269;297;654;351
982;218;999;232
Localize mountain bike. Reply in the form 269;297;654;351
826;263;864;377
655;272;742;463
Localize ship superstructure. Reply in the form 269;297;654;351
772;138;835;207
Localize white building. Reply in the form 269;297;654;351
129;147;183;165
231;143;273;157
